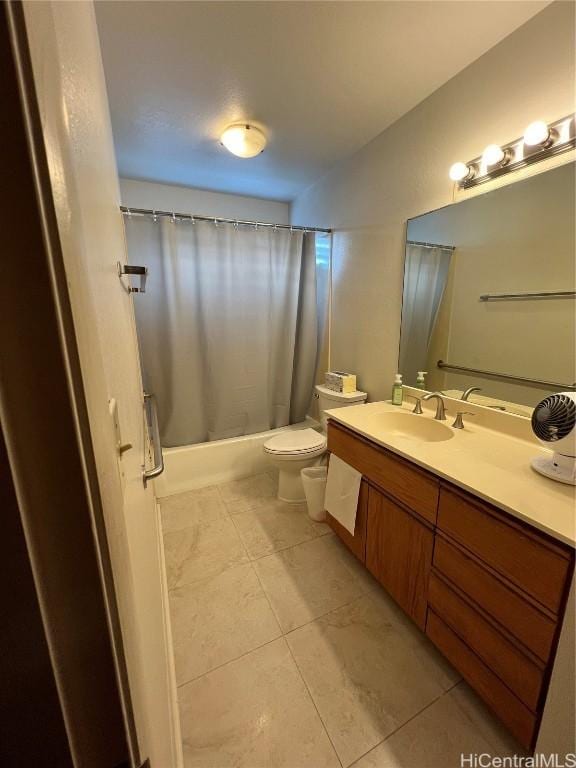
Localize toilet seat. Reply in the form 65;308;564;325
263;428;327;457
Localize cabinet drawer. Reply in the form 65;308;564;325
326;479;368;563
427;611;537;750
428;573;544;711
437;487;571;613
434;536;557;663
328;422;439;524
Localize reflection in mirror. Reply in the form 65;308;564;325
400;162;576;416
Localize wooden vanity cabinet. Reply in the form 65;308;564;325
326;419;575;752
429;484;574;748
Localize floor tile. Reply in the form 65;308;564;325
169;562;281;684
160;486;227;533
353;682;522;768
447;683;526;757
164;517;249;590
254;534;373;632
178;638;340;768
219;472;278;514
232;498;331;559
286;591;460;767
161;472;512;768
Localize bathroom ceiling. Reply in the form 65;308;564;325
95;1;549;202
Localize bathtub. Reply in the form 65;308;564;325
153;418;320;497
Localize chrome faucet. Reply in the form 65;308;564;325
461;386;482;401
422;392;447;420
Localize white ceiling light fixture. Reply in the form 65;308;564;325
220;123;267;158
523;120;552;147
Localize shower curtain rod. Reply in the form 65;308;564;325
120;206;332;234
406;240;455;251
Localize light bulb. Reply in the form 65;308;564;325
220;124;266;158
523;120;551;147
482;144;506;167
449;162;473;182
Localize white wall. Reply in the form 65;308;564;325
23;3;177;766
291;1;576;403
120;178;290;224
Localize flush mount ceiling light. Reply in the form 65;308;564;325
220;123;266;158
523;120;552;147
448;114;575;189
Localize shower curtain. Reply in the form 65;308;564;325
399;243;451;387
124;216;320;446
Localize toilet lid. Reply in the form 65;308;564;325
264;428;326;455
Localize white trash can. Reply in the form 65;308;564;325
301;466;328;522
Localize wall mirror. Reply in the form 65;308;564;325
400;161;575;416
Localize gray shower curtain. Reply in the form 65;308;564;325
399;243;451;387
124;217;320;446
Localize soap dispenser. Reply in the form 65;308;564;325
392;373;403;406
416;371;428;390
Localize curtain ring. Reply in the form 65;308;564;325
190;215;195;225
152;209;157;222
171;212;176;224
214;218;218;227
234;220;239;230
126;207;132;218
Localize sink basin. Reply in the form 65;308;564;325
366;412;454;443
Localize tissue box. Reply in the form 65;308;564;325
325;371;357;393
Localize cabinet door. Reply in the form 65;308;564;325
366;487;433;629
326;479;368;563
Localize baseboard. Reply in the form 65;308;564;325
155;501;184;768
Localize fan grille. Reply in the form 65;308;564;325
532;394;576;442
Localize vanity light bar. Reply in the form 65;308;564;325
449;114;575;189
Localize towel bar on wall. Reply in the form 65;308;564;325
143;393;164;486
479;290;576;302
436;360;576;391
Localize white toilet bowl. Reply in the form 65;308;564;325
263;428;327;503
264;386;368;503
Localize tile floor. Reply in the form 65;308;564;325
161;471;523;768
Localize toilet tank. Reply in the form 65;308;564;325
315;384;368;431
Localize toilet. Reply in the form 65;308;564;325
264;384;368;502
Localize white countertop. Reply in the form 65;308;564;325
326;400;576;547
